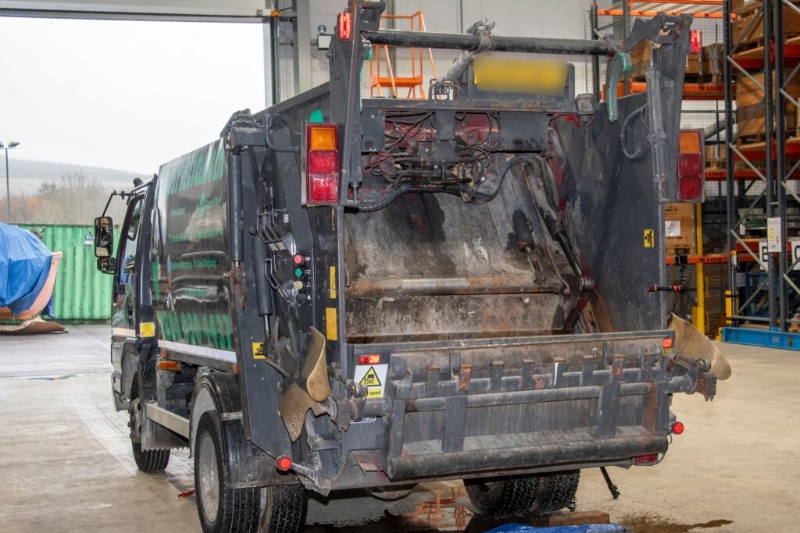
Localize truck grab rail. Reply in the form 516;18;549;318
362;30;616;57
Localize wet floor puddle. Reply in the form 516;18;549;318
306;487;734;532
620;514;734;533
307;486;584;532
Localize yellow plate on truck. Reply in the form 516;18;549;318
473;56;568;95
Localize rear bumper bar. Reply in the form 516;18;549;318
344;330;711;482
388;427;667;479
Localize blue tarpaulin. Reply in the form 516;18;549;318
486;524;630;533
0;223;53;314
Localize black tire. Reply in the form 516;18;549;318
129;379;170;472
529;470;580;514
194;411;260;533
465;475;539;518
464;470;580;518
258;483;308;533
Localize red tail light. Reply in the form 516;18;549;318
672;421;685;435
359;354;381;365
337;12;352;41
635;454;659;466
677;129;704;202
276;455;292;471
306;123;340;204
690;29;702;55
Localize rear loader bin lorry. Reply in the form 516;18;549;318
94;2;729;531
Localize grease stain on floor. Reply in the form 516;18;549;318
620;514;734;533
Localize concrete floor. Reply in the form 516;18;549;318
0;325;796;532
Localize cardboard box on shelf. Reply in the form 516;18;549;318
701;44;724;79
630;37;701;79
736;71;800;139
665;203;697;256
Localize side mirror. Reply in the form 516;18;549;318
97;256;116;274
94;216;114;258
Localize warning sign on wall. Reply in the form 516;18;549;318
354;364;388;399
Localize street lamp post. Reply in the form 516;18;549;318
1;141;20;221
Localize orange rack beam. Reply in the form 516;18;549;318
666;254;729;266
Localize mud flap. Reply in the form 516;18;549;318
669;313;731;380
303;327;330;401
279;327;331;441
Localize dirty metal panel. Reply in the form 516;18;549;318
346;192;534;281
346;293;564;342
553;93;666;332
381;329;669;379
344;190;566;342
388;426;668;479
364;329;674;479
498;112;549;152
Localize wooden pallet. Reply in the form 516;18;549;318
733;0;800;18
732;6;800;51
736;132;770;145
732;0;763;17
736;71;800;140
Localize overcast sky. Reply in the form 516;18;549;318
0;16;267;175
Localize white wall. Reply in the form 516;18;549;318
0;0;267;17
306;0;599;97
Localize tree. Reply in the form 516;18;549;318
1;172;128;225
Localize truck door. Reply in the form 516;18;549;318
110;193;145;398
112;196;144;328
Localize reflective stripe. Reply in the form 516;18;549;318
158;340;237;363
112;328;136;338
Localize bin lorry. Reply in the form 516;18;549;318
94;2;729;531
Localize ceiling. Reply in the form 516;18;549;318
0;0;272;20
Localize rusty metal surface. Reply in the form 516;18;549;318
344;185;566;342
346;293;564;342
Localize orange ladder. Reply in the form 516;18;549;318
369;11;438;99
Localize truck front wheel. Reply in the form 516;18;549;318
194;411;260;533
129;379;170;472
464;470;580;518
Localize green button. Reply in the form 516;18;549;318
309;109;324;124
294;267;304;278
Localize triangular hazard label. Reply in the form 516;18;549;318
360;366;382;387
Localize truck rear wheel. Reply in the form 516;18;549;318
258;483;308;533
528;470;580;514
129;379;170;472
464;470;580;518
194;411;260;533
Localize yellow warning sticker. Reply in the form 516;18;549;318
139;322;155;338
360;366;382;387
644;229;655;248
329;266;337;300
325;307;338;341
252;342;266;360
354;364;388;399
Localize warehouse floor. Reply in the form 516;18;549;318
0;325;796;532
